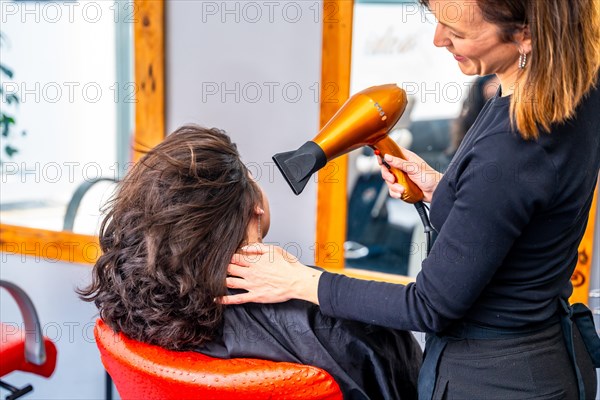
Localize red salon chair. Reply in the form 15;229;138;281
0;281;58;399
94;319;343;400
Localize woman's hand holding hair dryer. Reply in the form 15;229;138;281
379;148;443;203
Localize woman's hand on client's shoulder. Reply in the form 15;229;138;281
221;243;323;306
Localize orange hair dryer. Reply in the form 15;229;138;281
273;84;424;203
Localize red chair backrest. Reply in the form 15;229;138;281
94;319;343;400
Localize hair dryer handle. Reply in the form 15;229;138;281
373;136;424;204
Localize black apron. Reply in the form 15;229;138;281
418;298;600;400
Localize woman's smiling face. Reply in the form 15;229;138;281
427;0;527;80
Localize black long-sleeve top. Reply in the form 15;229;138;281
319;77;600;333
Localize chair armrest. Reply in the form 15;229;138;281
0;281;45;365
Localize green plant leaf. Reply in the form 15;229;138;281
6;94;19;105
1;115;16;137
0;114;15;124
4;145;18;158
0;65;14;79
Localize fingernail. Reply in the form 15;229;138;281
384;154;393;162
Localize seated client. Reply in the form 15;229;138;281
79;125;422;399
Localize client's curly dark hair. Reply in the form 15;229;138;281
78;125;262;351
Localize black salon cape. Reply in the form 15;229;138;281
197;295;422;399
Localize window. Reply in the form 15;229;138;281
0;1;133;235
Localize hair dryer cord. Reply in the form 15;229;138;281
414;201;435;255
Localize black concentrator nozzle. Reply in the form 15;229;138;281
273;141;328;195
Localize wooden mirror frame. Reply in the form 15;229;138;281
0;0;595;304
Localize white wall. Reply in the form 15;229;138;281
0;254;105;400
165;0;322;265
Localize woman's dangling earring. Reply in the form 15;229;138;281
519;51;528;70
255;206;264;242
257;213;262;242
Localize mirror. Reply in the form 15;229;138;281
0;0;134;236
342;0;479;277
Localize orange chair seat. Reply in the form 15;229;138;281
94;319;343;399
0;323;57;378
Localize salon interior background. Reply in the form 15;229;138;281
0;0;598;398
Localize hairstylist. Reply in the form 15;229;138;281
223;0;600;398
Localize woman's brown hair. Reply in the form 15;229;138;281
421;0;600;138
78;125;262;351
